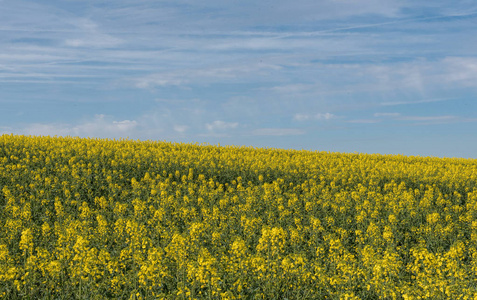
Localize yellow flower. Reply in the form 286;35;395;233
19;228;34;255
426;212;440;225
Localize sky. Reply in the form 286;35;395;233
1;0;477;158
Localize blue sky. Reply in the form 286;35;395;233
1;0;477;158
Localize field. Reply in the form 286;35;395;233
1;134;477;299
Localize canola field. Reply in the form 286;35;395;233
1;135;477;299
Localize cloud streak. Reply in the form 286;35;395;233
205;120;239;131
134;63;282;88
373;113;477;125
381;98;456;106
294;113;336;121
21;115;138;138
374;113;401;117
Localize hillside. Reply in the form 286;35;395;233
1;134;477;299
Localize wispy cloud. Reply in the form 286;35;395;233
375;113;477;125
373;112;477;124
134;63;282;89
294;113;336;121
205;120;239;131
381;98;455;106
21;114;138;138
441;57;477;87
173;125;188;133
397;115;457;122
261;56;477;105
374;112;401;117
63;19;123;48
270;84;315;94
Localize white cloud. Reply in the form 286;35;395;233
173;125;188;133
252;128;305;136
270;84;315;94
135;75;187;88
64;36;122;48
293;114;310;121
365;57;477;96
134;63;282;88
369;113;472;124
72;114;137;137
381;98;455;106
277;56;477;102
21;114;138;138
397;115;457;122
111;120;138;131
64;18;123;48
205;120;239;131
381;114;477;125
315;112;336;120
294;112;336;121
261;60;434;101
23;123;72;137
442;57;477;87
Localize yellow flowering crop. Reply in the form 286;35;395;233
1;134;477;299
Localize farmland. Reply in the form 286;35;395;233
1;134;477;299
